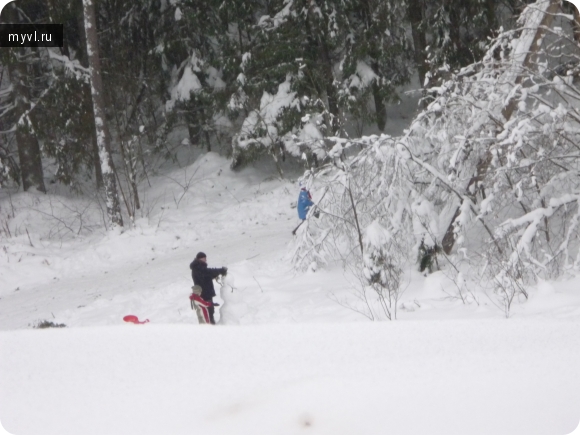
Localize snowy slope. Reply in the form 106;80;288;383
1;152;580;434
0;153;300;329
1;321;580;435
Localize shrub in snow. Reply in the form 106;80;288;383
362;221;406;320
291;136;416;320
417;238;441;274
33;320;67;329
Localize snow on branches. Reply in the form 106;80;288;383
293;0;580;316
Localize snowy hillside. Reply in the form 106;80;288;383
1;151;580;434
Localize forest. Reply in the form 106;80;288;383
1;0;580;317
0;0;540;191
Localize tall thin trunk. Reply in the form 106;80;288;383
572;3;580;44
91;130;103;189
408;0;428;88
447;3;462;59
305;1;340;135
320;39;340;134
5;5;46;193
15;114;45;193
76;5;103;189
12;55;46;193
372;63;387;131
82;0;123;228
484;0;496;36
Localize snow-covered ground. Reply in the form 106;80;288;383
1;152;580;434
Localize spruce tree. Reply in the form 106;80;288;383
420;0;520;86
231;0;413;169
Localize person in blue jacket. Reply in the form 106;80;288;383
297;187;314;220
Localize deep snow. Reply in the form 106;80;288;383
2;321;580;435
1;151;580;434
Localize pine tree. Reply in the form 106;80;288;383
341;0;413;131
231;0;413;170
160;0;233;152
420;0;518;87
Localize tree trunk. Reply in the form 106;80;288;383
372;80;387;132
305;2;340;135
320;39;340;134
572;3;580;44
447;2;462;59
441;0;560;255
15;115;46;193
83;0;123;228
408;0;428;87
74;5;103;189
12;54;46;193
371;59;387;131
5;4;46;193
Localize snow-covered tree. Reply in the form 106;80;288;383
230;0;413;172
419;0;515;87
294;0;580;316
159;0;224;152
292;135;417;269
341;0;413;131
404;0;580;295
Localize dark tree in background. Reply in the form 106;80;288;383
1;3;46;193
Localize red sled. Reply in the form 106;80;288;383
123;315;150;324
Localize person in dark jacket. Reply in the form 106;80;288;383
189;252;227;324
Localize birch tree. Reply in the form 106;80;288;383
82;0;123;228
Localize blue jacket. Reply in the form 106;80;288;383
297;189;314;220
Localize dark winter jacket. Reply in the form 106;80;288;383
190;259;225;301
